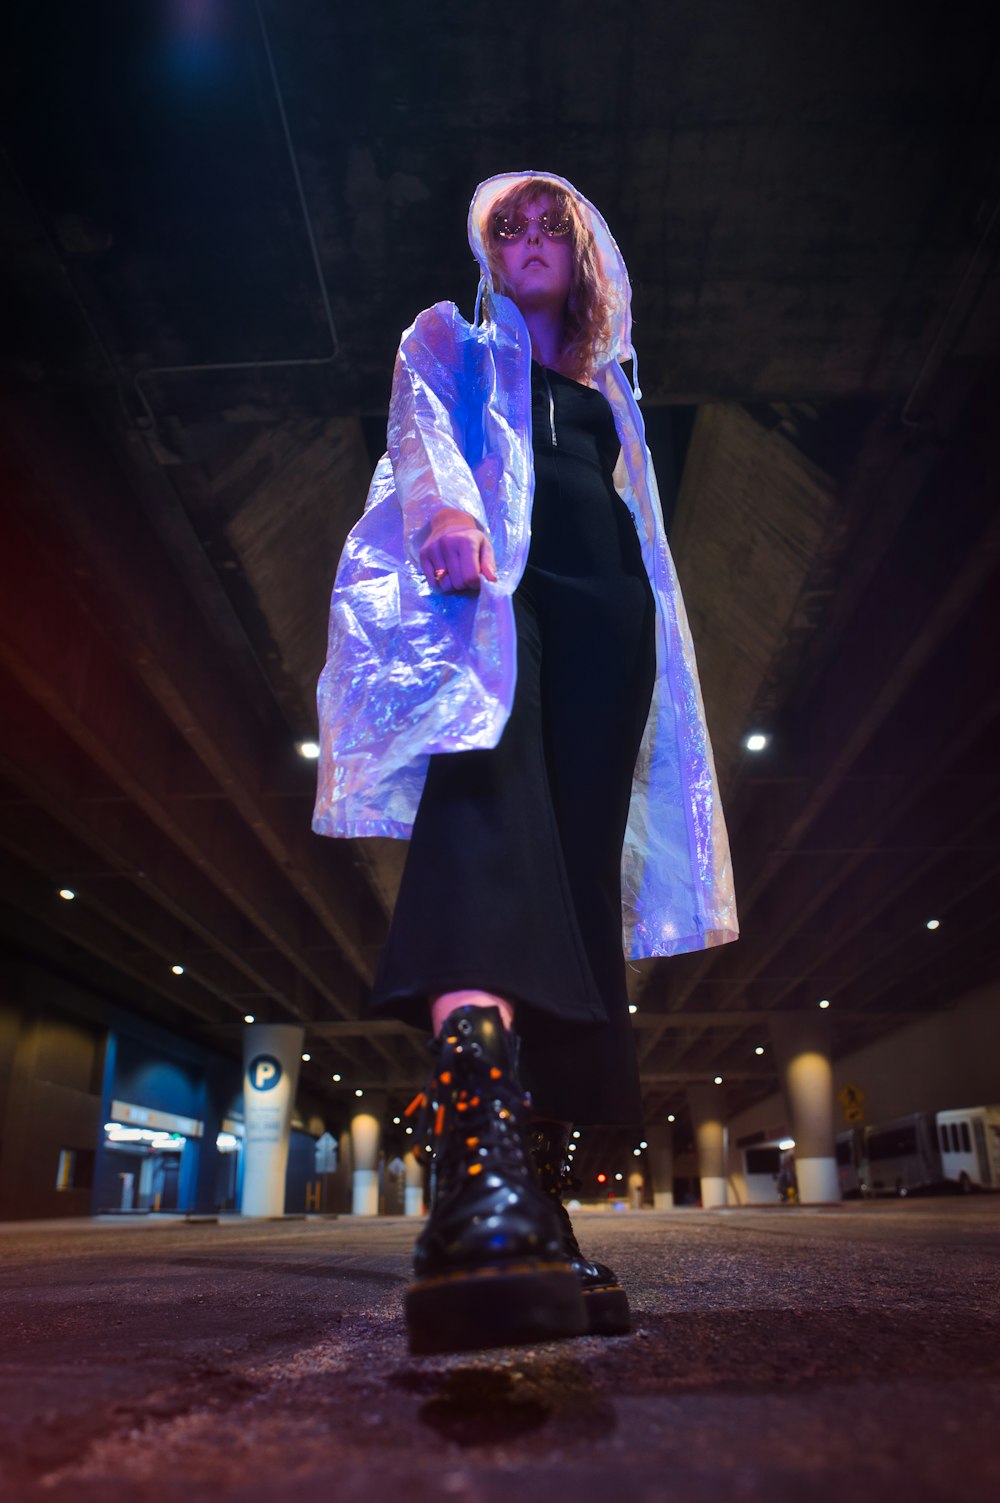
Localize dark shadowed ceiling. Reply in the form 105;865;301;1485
3;0;999;1174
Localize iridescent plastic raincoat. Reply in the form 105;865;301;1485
314;171;738;959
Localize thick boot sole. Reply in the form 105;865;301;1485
583;1282;631;1336
406;1260;587;1356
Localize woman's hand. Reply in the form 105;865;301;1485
419;507;498;594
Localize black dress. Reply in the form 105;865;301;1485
370;362;656;1124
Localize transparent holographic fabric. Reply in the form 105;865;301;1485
313;170;738;959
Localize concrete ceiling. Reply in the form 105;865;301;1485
3;0;999;1169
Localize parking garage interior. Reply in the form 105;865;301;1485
2;2;999;1500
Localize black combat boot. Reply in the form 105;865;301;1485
528;1121;631;1335
404;1005;587;1357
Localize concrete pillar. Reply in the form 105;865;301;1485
644;1124;675;1209
769;1014;841;1204
241;1023;304;1216
350;1094;385;1215
403;1150;425;1216
688;1084;728;1207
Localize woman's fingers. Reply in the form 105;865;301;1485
442;533;482;591
420;524;498;594
479;534;498;583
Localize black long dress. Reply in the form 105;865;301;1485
370;361;656;1125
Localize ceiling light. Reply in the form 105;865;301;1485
755;1045;764;1055
354;1088;364;1098
779;1138;795;1151
243;1014;255;1024
614;1172;623;1182
297;740;320;760
405;1126;413;1135
572;1130;581;1139
301;1053;311;1062
819;999;830;1009
667;1114;675;1123
744;732;769;752
332;1073;342;1082
714;1075;723;1085
639;1140;648;1149
926;918;940;931
568;1142;576;1152
392;1116;401;1125
57;887;76;901
171;964;185;975
633;1148;641;1156
628;1003;638;1015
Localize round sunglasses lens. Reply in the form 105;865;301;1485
493;215;523;240
541;215;571;237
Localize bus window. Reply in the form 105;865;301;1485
960;1121;971;1154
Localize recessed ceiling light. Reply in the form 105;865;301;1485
170;964;185;975
405;1126;413;1135
714;1075;723;1085
755;1045;765;1055
819;999;830;1009
628;1003;638;1015
639;1140;648;1149
744;732;769;752
392;1116;401;1125
332;1073;342;1082
633;1148;641;1155
301;1053;311;1062
667;1114;675;1123
58;887;76;901
614;1172;623;1182
572;1130;581;1139
243;1013;255;1024
354;1088;364;1098
297;740;320;760
926;918;940;931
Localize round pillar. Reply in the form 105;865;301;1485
644;1123;675;1209
688;1083;728;1207
241;1024;304;1217
769;1014;841;1204
350;1094;385;1215
403;1150;425;1216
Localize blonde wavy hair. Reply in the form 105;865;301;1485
481;177;614;385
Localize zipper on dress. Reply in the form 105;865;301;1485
541;368;557;447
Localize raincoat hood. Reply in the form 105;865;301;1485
467;170;638;392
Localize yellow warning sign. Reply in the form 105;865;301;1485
837;1083;865;1111
844;1104;864;1124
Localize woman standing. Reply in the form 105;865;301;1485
314;171;738;1355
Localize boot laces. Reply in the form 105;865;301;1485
404;1027;532;1195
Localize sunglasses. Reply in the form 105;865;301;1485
492;210;573;241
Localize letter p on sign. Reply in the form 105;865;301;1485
248;1054;282;1091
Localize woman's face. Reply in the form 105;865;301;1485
493;193;574;317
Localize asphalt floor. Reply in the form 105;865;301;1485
0;1198;998;1502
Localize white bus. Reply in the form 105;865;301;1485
935;1106;1000;1192
863;1113;941;1197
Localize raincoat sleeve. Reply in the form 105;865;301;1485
387;302;491;567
